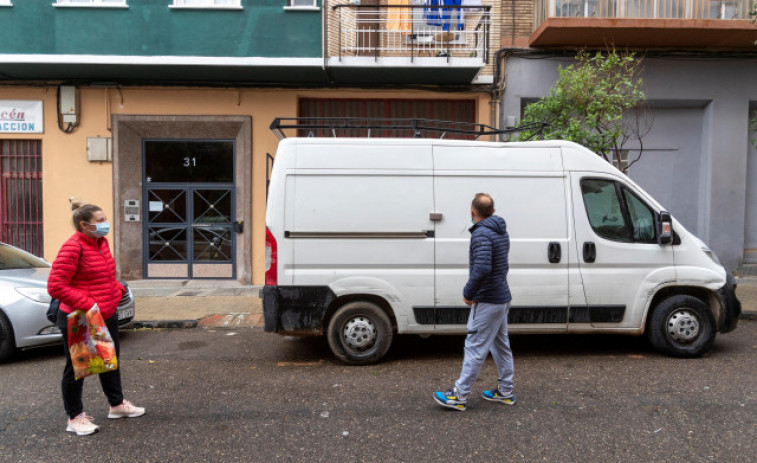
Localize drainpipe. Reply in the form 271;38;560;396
322;0;334;85
490;48;511;141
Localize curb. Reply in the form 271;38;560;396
740;311;757;321
128;320;198;329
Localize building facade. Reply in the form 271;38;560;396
0;0;497;283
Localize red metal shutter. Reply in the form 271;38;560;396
0;140;43;256
298;98;476;139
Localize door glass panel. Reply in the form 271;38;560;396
193;228;232;261
147;189;186;223
581;179;631;242
144;141;234;183
193;189;231;224
622;188;657;242
192;189;232;262
148;226;187;261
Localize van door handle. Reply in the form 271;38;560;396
429;212;443;221
548;242;561;263
583;241;596;263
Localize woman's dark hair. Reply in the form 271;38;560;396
70;197;102;232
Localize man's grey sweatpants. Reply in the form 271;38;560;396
455;301;514;399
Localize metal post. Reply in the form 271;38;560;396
411;6;415;63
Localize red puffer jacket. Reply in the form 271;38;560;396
47;231;125;320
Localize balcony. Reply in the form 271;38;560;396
325;2;493;84
530;0;757;49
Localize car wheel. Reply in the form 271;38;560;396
327;301;393;365
647;295;716;358
0;310;16;363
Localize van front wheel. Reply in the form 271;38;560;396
647;295;716;358
327;302;393;365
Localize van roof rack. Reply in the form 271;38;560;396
269;117;546;141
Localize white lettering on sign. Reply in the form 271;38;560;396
0;100;43;134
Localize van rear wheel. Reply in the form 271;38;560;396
647;295;716;358
327;301;393;365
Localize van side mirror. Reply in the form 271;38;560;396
658;211;673;245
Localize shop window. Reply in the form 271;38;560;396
170;0;243;8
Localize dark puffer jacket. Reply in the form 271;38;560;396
463;215;512;304
48;231;125;320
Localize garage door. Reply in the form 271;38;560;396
298;98;476;139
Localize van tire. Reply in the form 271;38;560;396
327;301;393;365
0;311;16;363
647;295;716;358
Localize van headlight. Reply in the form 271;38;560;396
15;287;52;303
701;246;720;265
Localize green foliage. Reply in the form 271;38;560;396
518;50;648;170
750;110;757;146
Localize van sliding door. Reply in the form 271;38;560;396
431;145;570;333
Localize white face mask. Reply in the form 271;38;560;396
87;221;110;238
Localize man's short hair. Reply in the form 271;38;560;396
472;193;494;218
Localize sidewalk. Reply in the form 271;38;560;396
127;279;264;329
126;276;757;329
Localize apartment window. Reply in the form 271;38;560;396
54;0;128;7
285;0;318;9
170;0;243;8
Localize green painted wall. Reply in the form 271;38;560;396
0;0;321;57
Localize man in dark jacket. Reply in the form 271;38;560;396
434;193;515;411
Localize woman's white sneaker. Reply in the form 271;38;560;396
66;413;99;436
108;400;145;419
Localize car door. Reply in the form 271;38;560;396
570;173;675;330
432;144;570;333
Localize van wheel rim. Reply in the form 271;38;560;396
666;309;700;343
342;316;377;351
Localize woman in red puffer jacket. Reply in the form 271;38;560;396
47;198;145;436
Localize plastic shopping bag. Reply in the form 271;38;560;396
67;304;118;380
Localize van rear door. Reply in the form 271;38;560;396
432;144;570;332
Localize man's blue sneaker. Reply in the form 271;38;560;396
482;388;516;405
433;387;467;411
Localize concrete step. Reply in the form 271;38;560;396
126;279;261;297
736;265;757;277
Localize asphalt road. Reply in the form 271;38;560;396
1;321;755;463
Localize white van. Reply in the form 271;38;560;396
262;138;741;364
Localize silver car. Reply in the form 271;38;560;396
0;242;135;363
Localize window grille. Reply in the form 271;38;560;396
0;140;43;256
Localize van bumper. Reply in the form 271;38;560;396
262;285;336;335
716;273;741;333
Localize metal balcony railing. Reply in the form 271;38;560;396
328;4;491;64
535;0;754;24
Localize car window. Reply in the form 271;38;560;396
581;179;632;242
622;188;657;243
0;244;49;270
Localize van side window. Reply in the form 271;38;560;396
622;188;657;243
581;179;632;242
